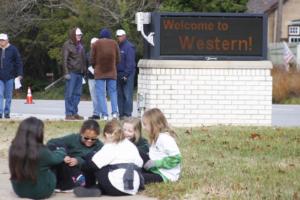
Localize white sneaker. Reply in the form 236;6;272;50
112;113;118;119
102;116;108;121
55;189;73;193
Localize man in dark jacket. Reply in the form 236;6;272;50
0;33;23;119
116;29;136;119
62;27;87;120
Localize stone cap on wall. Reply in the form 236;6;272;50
138;59;273;69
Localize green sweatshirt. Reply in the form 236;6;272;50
135;136;149;155
47;133;103;167
11;146;66;199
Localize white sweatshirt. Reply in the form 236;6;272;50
92;138;143;194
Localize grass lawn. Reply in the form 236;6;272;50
0;121;299;199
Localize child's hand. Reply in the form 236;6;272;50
64;156;78;166
64;156;71;163
68;158;78;166
144;160;156;170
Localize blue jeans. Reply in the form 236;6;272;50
88;79;100;116
95;79;118;117
117;73;135;117
64;72;82;115
0;79;14;116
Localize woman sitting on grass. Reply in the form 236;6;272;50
141;108;182;184
74;119;143;197
47;119;103;192
9;117;66;199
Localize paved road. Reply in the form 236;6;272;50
8;99;300;127
10;99;138;120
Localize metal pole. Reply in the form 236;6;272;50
275;0;283;42
44;76;64;91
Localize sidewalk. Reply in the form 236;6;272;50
0;158;156;200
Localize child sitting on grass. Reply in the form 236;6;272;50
9;117;66;199
74;120;143;197
47;119;103;191
141;108;182;184
122;117;149;158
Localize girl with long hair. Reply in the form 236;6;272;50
9;117;66;199
142;108;182;184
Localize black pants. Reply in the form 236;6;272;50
139;150;164;184
95;166;129;196
48;143;93;190
54;163;82;190
142;170;164;184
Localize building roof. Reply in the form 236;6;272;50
289;19;300;25
247;0;287;14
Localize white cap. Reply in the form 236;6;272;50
0;33;8;40
116;29;126;36
90;37;98;44
75;28;83;35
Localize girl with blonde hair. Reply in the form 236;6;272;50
122;117;149;156
142;108;181;184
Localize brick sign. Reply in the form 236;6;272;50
145;13;267;60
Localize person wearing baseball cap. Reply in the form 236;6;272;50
115;29;136;119
86;37;101;120
62;27;87;120
0;33;23;119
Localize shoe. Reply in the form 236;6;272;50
4;114;10;119
88;115;100;120
74;114;84;120
112;113;118;119
0;114;2;119
102;116;108;121
119;116;129;121
55;188;73;193
73;186;101;197
73;174;86;187
65;115;76;120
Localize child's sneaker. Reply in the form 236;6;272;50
55;188;73;193
72;174;86;187
73;186;102;197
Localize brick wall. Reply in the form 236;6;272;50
137;60;273;127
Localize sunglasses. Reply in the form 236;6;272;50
82;136;97;141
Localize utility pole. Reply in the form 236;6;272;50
276;0;283;42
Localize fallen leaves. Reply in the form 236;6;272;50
250;132;261;140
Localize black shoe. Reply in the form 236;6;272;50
4;114;10;119
88;115;100;120
73;186;101;197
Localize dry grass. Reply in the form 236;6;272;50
272;67;300;103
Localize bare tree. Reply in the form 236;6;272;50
88;0;157;27
0;0;39;36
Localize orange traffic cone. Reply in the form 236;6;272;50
25;87;33;104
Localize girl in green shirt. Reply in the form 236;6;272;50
9;117;66;199
47;119;103;191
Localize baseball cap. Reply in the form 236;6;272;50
116;29;126;37
90;37;98;44
0;33;8;40
75;28;83;35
